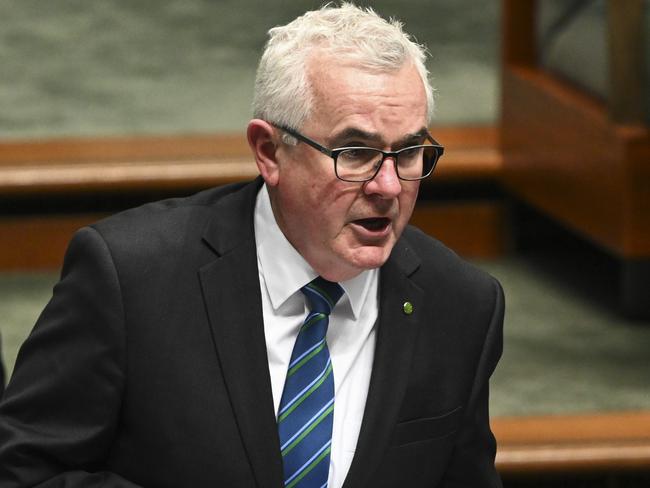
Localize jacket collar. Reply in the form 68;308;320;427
201;177;263;257
200;177;284;488
199;178;424;488
343;237;424;488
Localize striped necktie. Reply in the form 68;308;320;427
277;276;344;488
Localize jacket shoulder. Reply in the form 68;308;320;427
93;181;249;234
402;224;499;296
80;180;255;267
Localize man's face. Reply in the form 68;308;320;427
269;58;428;282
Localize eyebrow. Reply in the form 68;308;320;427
329;127;429;149
399;128;430;146
329;128;382;147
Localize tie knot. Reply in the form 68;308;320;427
301;276;344;315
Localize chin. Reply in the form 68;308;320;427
343;245;392;272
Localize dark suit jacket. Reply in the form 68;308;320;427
0;334;4;398
0;178;504;487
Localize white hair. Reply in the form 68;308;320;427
252;2;434;130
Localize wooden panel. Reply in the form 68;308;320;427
430;126;502;181
0;133;256;195
607;0;647;123
0;151;502;196
0;202;508;271
0;157;259;195
410;202;509;258
0;215;105;270
502;0;537;67
0;133;250;165
0;126;498;165
0;127;502;195
494;411;650;473
500;4;650;315
623;132;650;254
501;66;633;255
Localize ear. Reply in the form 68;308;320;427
247;119;280;187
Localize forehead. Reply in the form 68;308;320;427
304;56;428;141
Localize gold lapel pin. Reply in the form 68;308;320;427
403;301;414;315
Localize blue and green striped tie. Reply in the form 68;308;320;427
277;276;344;488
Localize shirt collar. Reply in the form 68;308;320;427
254;184;375;319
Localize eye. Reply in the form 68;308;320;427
400;146;423;158
338;148;381;164
339;148;363;159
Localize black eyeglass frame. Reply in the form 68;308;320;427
274;124;444;183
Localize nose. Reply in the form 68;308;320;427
363;157;402;199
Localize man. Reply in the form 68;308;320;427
0;3;504;487
0;334;4;397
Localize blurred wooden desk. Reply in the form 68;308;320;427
494;411;650;474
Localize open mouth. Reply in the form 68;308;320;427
353;217;391;232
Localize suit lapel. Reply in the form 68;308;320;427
197;179;426;488
343;238;424;488
199;179;284;488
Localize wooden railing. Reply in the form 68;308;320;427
501;0;650;318
494;411;650;475
0;126;500;195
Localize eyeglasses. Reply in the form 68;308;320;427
275;124;444;183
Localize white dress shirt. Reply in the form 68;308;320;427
254;184;378;488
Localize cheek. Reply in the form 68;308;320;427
398;186;419;222
287;184;340;240
314;183;358;219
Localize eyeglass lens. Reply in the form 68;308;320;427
336;145;438;182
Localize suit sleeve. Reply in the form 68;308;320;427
0;226;143;487
0;332;5;396
440;278;505;488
